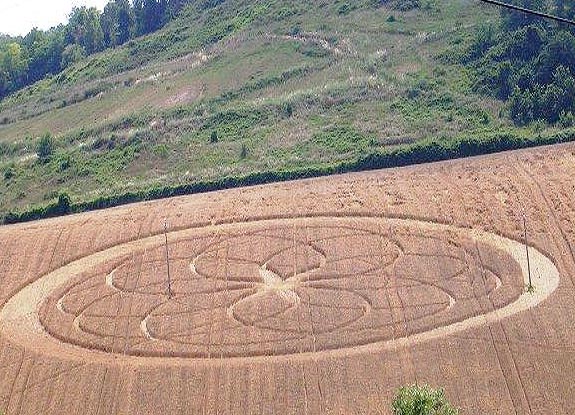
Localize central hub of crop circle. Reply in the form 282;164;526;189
39;216;524;359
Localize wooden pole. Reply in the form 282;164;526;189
164;219;172;298
523;212;533;290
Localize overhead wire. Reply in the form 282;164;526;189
477;0;575;26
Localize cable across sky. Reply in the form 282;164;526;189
477;0;575;26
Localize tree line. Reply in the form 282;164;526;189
463;0;575;125
0;0;192;99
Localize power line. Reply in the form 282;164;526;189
477;0;575;26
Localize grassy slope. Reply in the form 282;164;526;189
0;0;565;215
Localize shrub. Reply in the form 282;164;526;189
3;165;15;181
56;193;72;214
37;132;55;163
282;103;294;118
392;384;458;415
559;111;575;128
58;154;73;171
210;130;218;143
288;26;301;36
338;3;354;15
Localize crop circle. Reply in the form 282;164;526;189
34;216;526;359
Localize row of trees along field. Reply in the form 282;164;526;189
462;0;575;126
0;0;193;99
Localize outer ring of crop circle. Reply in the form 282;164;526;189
0;215;559;367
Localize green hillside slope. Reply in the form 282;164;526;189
0;0;572;220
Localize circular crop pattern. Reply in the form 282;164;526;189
36;216;526;359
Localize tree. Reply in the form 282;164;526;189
56;193;72;214
495;61;514;99
1;42;28;91
116;0;135;45
134;0;167;36
166;0;189;19
61;44;86;68
23;27;66;83
67;6;105;54
392;384;458;415
100;1;120;47
501;0;547;30
23;29;50;83
555;0;575;20
37;132;55;163
44;27;67;75
466;23;496;62
133;0;145;35
100;0;134;47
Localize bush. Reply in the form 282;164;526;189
338;3;354;15
282;103;294;118
37;132;55;163
210;130;218;143
56;193;72;214
559;111;575;128
3;165;15;181
58;154;73;171
392;384;458;415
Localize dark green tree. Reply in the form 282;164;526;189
100;1;119;47
56;193;72;214
501;0;547;30
134;0;167;36
37;132;55;163
166;0;189;19
22;28;65;82
555;0;575;19
66;6;105;54
116;0;135;45
101;0;134;47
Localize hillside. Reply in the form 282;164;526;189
0;0;572;219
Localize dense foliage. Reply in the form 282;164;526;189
0;0;191;99
392;384;458;415
463;0;575;125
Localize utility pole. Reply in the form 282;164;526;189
522;211;533;292
164;218;173;298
